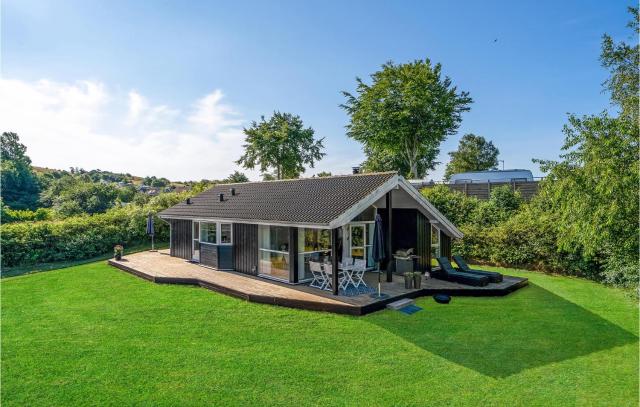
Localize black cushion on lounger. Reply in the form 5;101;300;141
452;255;503;283
433;294;451;304
436;257;489;287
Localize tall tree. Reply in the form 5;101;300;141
534;8;639;289
225;170;249;183
1;132;40;209
600;6;639;122
444;134;500;180
236;112;325;180
341;59;472;179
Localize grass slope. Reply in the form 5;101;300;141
2;263;638;406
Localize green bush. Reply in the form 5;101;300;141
425;184;608;283
1;206;53;223
1;192;190;267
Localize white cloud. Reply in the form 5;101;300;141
0;78;259;181
187;89;242;133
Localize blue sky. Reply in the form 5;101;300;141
1;0;633;180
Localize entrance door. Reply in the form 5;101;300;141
349;223;374;267
192;221;200;262
350;224;365;260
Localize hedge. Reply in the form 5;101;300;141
1;192;189;268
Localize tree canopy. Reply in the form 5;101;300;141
225;171;249;183
534;7;639;289
236;112;325;180
341;59;472;179
600;6;639;123
444;134;500;180
1;132;40;210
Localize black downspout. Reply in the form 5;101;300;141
386;191;393;282
331;228;339;295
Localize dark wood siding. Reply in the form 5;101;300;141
233;223;258;275
416;212;431;272
200;243;218;268
440;230;452;259
170;219;192;259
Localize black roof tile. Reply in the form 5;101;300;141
159;172;396;225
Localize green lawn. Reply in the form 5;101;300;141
2;262;638;406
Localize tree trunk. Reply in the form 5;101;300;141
409;160;418;179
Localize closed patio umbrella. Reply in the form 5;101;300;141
146;213;156;251
370;213;388;298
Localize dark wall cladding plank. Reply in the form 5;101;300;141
170;219;192;260
416;211;430;272
200;243;218;268
233;223;258;275
440;231;452;259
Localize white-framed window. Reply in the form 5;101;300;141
349;222;375;267
196;221;233;245
220;223;232;244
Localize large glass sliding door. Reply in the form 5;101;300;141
258;225;290;281
297;228;331;281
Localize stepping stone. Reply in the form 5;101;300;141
386;298;415;310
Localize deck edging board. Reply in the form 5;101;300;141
108;259;528;316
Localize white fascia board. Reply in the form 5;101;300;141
328;174;400;229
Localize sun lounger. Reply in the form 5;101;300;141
435;257;489;287
452;255;503;283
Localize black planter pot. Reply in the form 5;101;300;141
404;273;413;289
413;273;422;289
114;253;122;261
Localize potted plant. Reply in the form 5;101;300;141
413;272;422;289
404;272;414;289
114;245;124;260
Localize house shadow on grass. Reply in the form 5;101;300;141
367;283;638;378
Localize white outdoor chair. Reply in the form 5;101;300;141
309;261;327;290
352;259;367;288
341;257;354;268
324;263;349;292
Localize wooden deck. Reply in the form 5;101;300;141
109;250;528;315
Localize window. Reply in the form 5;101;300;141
350;223;374;267
431;224;440;265
196;221;233;245
200;222;217;244
258;225;290;281
220;223;232;244
297;228;332;281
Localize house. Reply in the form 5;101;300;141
158;172;462;295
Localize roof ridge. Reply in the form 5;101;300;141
222;171;397;186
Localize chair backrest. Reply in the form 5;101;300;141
324;263;333;275
452;255;470;272
309;261;323;273
353;259;366;271
436;257;456;274
342;257;354;267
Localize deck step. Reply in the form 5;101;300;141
386;298;415;310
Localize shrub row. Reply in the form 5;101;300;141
1;192;189;268
422;185;604;281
